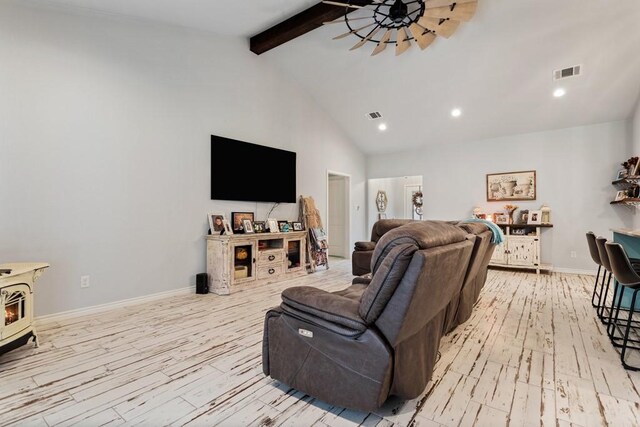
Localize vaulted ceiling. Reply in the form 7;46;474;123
29;0;640;154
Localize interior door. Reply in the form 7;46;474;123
328;176;347;258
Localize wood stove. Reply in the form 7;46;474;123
0;263;49;356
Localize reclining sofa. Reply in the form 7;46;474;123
262;220;495;411
351;219;415;276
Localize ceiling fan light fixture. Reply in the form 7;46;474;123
322;0;479;56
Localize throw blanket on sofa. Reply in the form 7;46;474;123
461;218;504;244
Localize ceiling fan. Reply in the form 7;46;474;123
321;0;478;56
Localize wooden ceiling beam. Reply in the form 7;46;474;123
250;1;375;55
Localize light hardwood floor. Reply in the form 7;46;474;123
1;260;639;427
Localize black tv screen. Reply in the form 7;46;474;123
211;136;297;203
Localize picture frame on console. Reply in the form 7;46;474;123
528;210;542;225
494;213;508;224
243;219;254;234
253;221;265;233
278;221;291;232
292;222;303;231
267;219;279;233
231;212;254;232
222;219;233;235
208;213;226;234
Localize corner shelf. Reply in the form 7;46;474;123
611;173;640;206
610;198;640;207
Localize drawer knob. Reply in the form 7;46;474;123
268;255;275;261
268;268;275;275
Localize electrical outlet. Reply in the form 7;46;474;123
570;251;577;259
80;275;90;288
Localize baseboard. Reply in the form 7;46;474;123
36;285;195;323
553;267;597;276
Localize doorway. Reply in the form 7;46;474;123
327;171;351;259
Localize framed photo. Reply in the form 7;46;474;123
208;213;225;234
292;222;303;231
253;221;265;233
243;219;254;233
222;219;233;235
231;212;254;232
378;213;387;220
615;190;628;201
487;170;536;202
518;209;529;225
616;169;629;180
278;221;291;232
494;213;508;225
267;219;279;233
528;210;542;225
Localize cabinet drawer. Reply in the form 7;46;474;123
258;250;284;264
257;264;283;280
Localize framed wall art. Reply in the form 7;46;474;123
486;170;536;202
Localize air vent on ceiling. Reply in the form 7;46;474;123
366;111;383;120
553;65;582;81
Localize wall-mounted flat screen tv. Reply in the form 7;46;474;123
211;136;297;203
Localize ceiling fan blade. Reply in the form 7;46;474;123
395;27;411;56
371;29;392;56
323;16;371;25
422;1;477;21
417;17;460;38
424;0;476;9
350;26;381;50
408;23;437;50
322;1;365;9
333;22;376;39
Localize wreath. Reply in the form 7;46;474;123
412;191;423;208
412;191;423;216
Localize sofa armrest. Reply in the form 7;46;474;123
281;286;367;332
354;241;376;251
352;276;372;286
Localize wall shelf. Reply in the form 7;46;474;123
610;198;640;206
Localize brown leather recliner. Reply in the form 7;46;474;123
442;222;496;333
262;221;476;411
352;219;416;276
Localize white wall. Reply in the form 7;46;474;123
0;1;366;316
368;121;633;272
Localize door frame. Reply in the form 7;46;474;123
326;170;351;259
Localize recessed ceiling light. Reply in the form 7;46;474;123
553;88;566;98
451;108;462;118
378;123;387;131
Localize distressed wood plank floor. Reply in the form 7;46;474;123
1;260;639;426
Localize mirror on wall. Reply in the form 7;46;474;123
367;176;423;232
